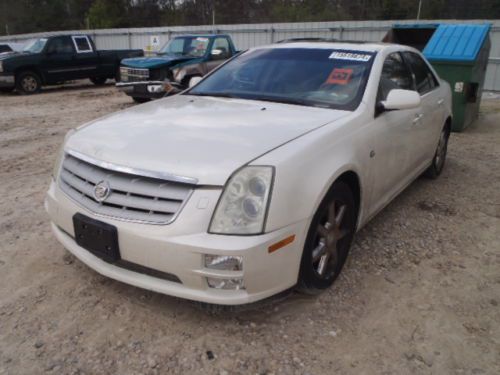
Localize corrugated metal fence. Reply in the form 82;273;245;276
1;19;499;91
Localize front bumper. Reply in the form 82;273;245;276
0;74;15;88
46;180;307;305
116;81;170;99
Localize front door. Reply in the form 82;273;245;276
366;52;421;215
205;37;232;73
40;36;77;83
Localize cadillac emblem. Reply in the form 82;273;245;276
93;180;111;202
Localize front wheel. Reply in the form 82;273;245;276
90;77;107;85
298;181;357;293
16;71;42;95
424;124;450;179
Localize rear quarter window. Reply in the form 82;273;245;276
72;36;93;53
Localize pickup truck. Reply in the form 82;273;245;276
116;34;238;102
0;35;143;94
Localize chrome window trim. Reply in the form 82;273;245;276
66;149;198;185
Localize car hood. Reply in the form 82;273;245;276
0;51;31;61
120;54;199;69
65;95;350;185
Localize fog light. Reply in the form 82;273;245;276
205;255;243;271
206;277;245;290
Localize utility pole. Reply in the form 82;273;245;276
212;1;215;33
417;0;422;20
5;24;9;35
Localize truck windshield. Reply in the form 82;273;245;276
160;37;209;58
188;48;376;111
23;38;48;53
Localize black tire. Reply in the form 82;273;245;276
298;181;357;293
16;71;42;95
424;123;450;179
132;97;150;104
90;77;107;85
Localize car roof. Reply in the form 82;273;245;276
257;41;416;54
173;34;229;38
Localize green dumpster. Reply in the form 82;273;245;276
423;24;491;132
383;23;491;132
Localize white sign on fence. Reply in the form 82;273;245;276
151;35;160;49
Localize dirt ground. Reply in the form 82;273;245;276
0;83;499;375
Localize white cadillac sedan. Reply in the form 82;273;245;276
46;41;452;305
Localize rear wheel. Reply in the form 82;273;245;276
90;77;107;85
132;97;150;104
424;124;450;179
16;71;41;95
298;181;357;293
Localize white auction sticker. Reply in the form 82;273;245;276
329;51;372;62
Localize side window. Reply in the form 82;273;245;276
211;38;230;60
72;36;93;53
403;52;438;95
47;37;74;54
378;52;414;101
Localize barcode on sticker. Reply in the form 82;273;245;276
329;51;371;62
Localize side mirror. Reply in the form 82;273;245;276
380;89;421;111
189;76;203;88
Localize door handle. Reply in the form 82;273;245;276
437;98;444;106
413;113;424;124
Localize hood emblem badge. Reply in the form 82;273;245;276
93;181;111;202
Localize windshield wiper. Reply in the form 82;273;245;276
245;95;312;107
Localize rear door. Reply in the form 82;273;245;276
402;51;443;171
40;36;77;83
70;35;99;79
366;52;421;213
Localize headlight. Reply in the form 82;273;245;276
52;129;75;180
209;166;274;235
0;61;3;73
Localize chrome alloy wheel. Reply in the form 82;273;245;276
21;75;38;93
312;200;349;279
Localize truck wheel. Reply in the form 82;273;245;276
16;71;41;95
90;77;107;85
132;97;150;104
298;181;356;294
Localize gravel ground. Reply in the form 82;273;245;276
0;83;499;375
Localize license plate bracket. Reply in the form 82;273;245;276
73;213;120;263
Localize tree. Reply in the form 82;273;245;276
87;0;130;29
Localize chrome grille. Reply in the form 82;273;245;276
120;67;149;82
59;154;194;224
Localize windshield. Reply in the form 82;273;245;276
160;36;210;58
23;38;48;53
188;48;375;110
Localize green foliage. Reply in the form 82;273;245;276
87;0;130;29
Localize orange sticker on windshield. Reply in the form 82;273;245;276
325;68;353;85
